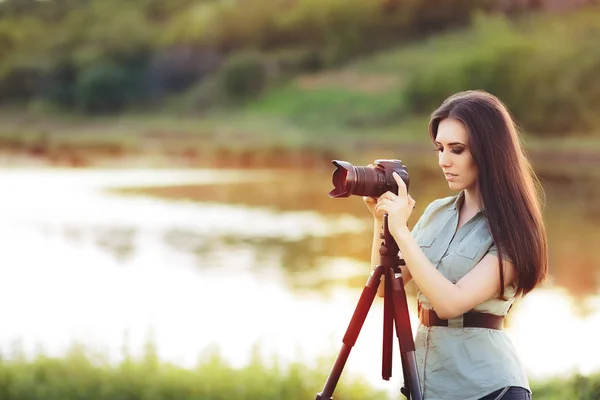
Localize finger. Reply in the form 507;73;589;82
376;207;389;216
376;198;388;208
408;195;416;209
375;200;391;212
377;198;395;207
392;172;407;197
383;191;398;202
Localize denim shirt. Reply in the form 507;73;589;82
411;192;530;400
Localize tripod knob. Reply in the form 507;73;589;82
379;243;389;256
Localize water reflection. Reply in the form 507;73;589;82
0;167;599;399
117;168;600;300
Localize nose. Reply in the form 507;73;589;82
438;150;451;169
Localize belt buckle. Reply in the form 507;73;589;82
448;315;464;328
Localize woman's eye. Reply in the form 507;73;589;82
434;146;465;154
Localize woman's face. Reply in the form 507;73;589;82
434;118;478;192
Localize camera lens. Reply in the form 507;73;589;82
329;161;355;198
352;166;382;197
329;159;409;199
329;161;385;198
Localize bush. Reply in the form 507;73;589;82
160;0;492;65
74;62;133;113
218;51;268;99
531;372;600;399
0;64;44;102
144;46;222;95
41;62;78;107
402;11;600;136
403;40;533;114
271;47;325;75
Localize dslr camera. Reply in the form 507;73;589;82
328;159;409;199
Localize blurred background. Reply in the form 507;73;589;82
0;0;599;399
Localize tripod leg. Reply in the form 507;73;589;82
382;268;393;380
387;267;422;400
315;265;385;400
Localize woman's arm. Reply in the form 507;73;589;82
392;227;515;319
375;172;516;319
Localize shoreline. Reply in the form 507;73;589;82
1;112;599;177
0;142;599;181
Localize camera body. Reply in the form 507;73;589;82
328;159;409;199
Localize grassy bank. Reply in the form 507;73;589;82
0;344;598;400
2;7;600;172
2;109;600;182
0;344;386;400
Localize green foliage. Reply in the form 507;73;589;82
0;342;598;400
42;62;78;107
404;0;496;35
402;10;600;135
0;0;599;135
275;0;383;64
247;84;406;130
0;0;492;113
218;51;268;99
0;64;43;102
270;47;326;75
403;14;531;112
74;62;133;113
531;372;600;399
0;345;386;400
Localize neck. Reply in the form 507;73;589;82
462;187;482;214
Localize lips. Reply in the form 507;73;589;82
445;173;458;181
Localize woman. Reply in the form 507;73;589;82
364;90;548;400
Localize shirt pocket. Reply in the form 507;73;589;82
418;236;437;265
446;245;480;283
418;236;436;249
456;245;479;260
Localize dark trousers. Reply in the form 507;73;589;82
478;386;532;400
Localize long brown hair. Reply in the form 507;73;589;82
428;90;548;297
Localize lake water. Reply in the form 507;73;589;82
0;166;599;399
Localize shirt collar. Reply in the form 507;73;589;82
449;190;465;211
448;190;485;215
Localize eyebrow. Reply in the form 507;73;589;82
435;141;466;146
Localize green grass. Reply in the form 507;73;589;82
0;342;599;400
245;84;406;130
0;343;386;400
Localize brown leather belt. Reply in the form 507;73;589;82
418;304;504;330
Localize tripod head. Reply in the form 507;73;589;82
379;213;405;274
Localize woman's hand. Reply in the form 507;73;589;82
374;172;416;234
363;195;386;221
362;164;386;221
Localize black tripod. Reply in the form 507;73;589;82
315;214;422;400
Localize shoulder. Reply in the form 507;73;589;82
423;195;457;215
414;195;457;232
